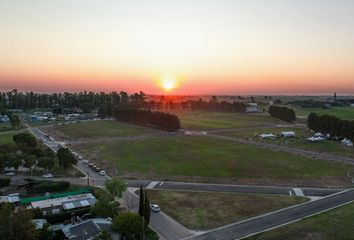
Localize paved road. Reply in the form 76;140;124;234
123;190;194;240
153;181;341;197
208;134;354;165
184;189;354;240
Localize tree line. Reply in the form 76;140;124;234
0;89;146;113
308;113;354;142
113;109;181;131
268;105;296;122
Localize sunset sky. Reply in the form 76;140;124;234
1;0;354;95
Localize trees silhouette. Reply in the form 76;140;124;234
307;113;354;142
113;109;181;131
269;105;296;122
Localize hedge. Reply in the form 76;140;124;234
0;177;10;188
32;181;70;194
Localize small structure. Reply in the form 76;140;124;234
280;131;296;138
30;193;97;216
246;103;262;113
0;115;10;123
342;138;354;147
0;193;21;206
60;220;102;240
307;136;326;142
259;133;276;139
32;219;48;229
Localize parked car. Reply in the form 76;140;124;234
4;171;15;176
88;163;94;167
82;160;89;164
95;167;101;172
99;170;106;176
42;173;53;178
150;204;160;212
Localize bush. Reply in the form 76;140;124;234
0;177;10;188
32;180;70;193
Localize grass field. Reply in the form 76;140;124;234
219;127;354;159
0;131;17;144
76;135;354;186
144;190;308;230
46;120;155;139
294;106;354;120
248;202;354;240
172;111;287;130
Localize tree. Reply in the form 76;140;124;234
105;177;127;200
10;115;20;128
56;147;77;169
112;212;143;240
138;186;144;217
37;156;56;171
23;154;36;169
38;223;53;240
13;132;37;149
0;202;38;240
92;230;112;240
143;192;150;226
90;191;118;218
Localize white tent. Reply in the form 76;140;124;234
281;131;296;138
259;133;276;139
307;136;326;142
342;138;353;147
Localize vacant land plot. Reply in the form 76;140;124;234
219;127;354;159
144;190;308;230
0;131;18;144
76;135;354;186
248;202;354;240
294;106;354;120
172;111;288;130
45;120;155;139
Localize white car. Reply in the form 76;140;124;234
150;204;160;212
42;173;53;178
4;171;15;176
82;160;89;164
98;170;106;176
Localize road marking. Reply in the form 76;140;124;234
289;190;292;196
293;188;305;197
159;181;164;186
146;181;160;189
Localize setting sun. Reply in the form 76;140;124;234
160;77;178;92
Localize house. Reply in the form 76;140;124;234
280;131;296;138
0;193;21;206
246;103;262;113
259;133;276;139
32;219;48;229
60;220;102;240
30;193;97;216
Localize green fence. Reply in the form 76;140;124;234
20;188;91;205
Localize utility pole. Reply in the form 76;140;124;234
87;170;90;187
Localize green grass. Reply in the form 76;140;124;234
0;123;13;132
144;190;308;230
47;120;154;139
0;132;17;144
294;106;354;120
77;135;354;186
219;127;354;158
172;111;287;130
247;202;354;240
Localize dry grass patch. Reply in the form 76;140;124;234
145;190;308;230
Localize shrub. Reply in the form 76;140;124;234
32;180;70;193
0;177;10;188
